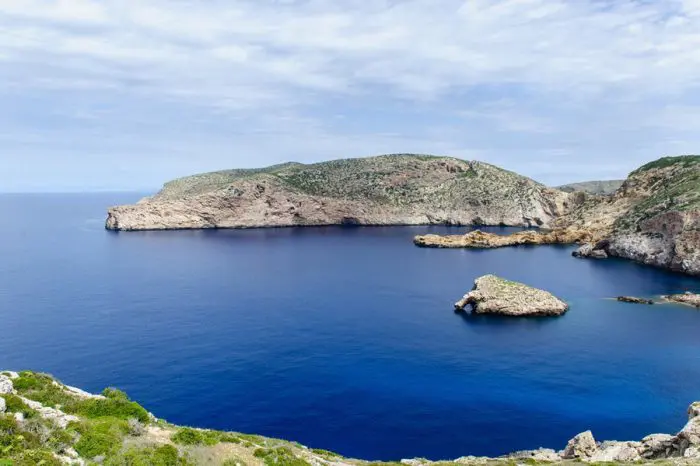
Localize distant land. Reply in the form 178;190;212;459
106;154;571;231
556;179;624;195
106;154;700;276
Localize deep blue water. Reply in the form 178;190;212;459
1;193;699;460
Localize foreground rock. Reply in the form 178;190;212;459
617;296;654;305
2;370;700;465
106;155;571;231
662;292;700;308
414;228;594;248
454;275;569;316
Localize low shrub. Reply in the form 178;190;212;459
105;444;193;466
171;427;240;446
253;447;311;466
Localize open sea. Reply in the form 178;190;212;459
1;192;699;460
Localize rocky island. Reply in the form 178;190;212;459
2;371;699;465
454;275;569;316
106;155;571;231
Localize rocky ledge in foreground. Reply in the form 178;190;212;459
662;292;700;308
106;155;571;231
454;275;569;316
414;228;594;249
1;371;700;465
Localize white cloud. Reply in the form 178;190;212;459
2;0;700;190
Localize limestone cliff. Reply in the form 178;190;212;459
566;156;700;276
106;155;572;231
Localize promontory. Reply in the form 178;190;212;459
106;154;572;231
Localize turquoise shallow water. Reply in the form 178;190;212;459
0;193;699;460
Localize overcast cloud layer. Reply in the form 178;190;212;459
2;0;700;191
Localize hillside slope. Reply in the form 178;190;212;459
1;371;699;465
564;156;700;275
106;154;572;230
556;180;624;195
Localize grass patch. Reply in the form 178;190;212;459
254;446;311;466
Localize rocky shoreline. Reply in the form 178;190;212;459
414;228;595;249
2;371;699;465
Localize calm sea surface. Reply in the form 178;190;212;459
1;193;699;460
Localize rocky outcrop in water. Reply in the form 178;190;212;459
617;296;654;305
106;155;572;231
414;228;594;248
454;274;569;316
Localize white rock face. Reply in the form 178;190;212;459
0;397;5;413
589;441;642;462
562;430;597;459
0;375;13;394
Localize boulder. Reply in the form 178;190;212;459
589;441;642;462
562;430;597;459
616;296;654;305
640;434;676;459
455;275;569;316
0;375;13;394
690;402;700;420
572;243;608;259
0;397;5;413
507;448;560;462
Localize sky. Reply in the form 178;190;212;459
2;0;700;192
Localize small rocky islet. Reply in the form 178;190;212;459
454;275;569;317
1;371;699;465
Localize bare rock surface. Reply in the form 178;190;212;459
662;292;700;308
414;228;594;249
0;374;12;394
454;274;569;316
106;155;571;231
562;430;597;459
